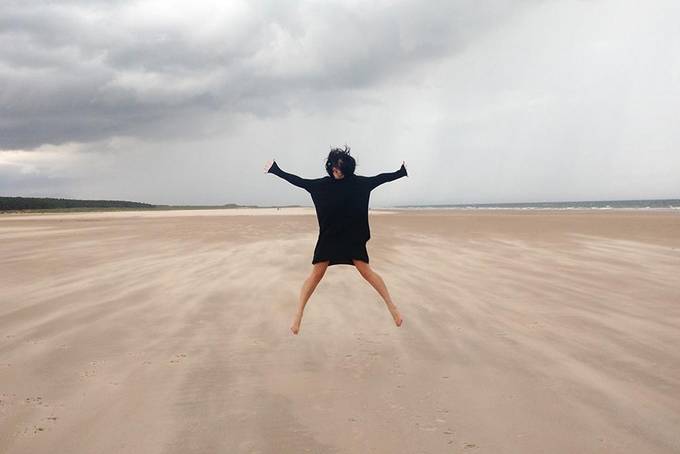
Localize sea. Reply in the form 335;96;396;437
392;199;680;210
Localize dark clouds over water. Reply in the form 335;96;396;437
1;1;678;205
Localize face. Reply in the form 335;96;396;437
332;160;345;179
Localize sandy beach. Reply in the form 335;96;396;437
1;208;679;453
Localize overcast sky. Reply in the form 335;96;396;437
1;0;678;206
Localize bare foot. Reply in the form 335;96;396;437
290;315;302;335
388;304;403;327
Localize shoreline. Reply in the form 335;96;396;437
2;205;679;220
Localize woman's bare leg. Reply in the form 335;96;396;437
352;259;403;327
291;261;329;335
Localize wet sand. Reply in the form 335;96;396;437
1;208;679;453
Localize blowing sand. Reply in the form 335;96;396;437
1;208;679;453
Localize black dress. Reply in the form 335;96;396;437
268;161;408;266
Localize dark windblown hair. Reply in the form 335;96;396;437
325;145;356;177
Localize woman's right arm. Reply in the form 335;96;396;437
265;160;315;192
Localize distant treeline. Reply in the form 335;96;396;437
1;196;154;211
0;197;283;212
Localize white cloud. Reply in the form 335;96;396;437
1;0;678;204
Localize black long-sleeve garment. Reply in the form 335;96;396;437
268;161;408;266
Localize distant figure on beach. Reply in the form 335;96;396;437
264;146;408;335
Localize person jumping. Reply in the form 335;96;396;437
264;146;408;335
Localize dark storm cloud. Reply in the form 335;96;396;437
0;0;538;150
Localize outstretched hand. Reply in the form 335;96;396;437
264;159;274;173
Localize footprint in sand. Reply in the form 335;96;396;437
13;411;57;437
40;415;59;431
78;360;104;379
24;396;46;407
79;369;96;378
169;353;187;364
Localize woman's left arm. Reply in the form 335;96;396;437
366;161;408;191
